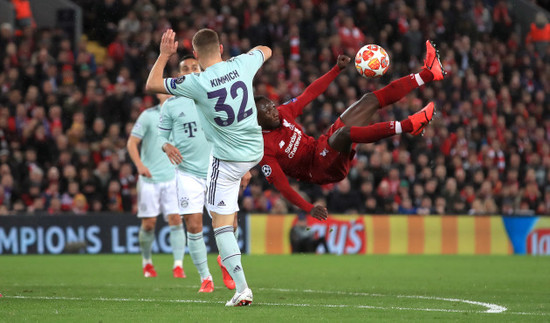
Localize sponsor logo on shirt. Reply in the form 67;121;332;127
282;119;301;159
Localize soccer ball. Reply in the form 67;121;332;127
355;44;390;78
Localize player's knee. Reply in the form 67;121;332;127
167;213;182;226
340;126;352;139
141;218;156;231
186;223;202;234
183;213;203;233
329;126;352;153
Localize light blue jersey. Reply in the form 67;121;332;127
131;105;175;183
163;50;265;163
158;96;211;179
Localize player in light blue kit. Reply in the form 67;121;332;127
146;28;271;306
127;94;186;279
158;55;236;293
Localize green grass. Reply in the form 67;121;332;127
1;254;549;322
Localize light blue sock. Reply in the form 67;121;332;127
139;227;155;264
214;225;248;292
187;232;211;280
170;225;186;266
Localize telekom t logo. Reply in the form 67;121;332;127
183;121;198;137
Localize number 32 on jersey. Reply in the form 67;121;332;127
207;81;252;127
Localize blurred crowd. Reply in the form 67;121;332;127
1;0;550;216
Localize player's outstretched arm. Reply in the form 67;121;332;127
145;29;178;94
287;55;351;117
261;158;317;214
310;205;328;221
127;136;152;178
248;45;272;62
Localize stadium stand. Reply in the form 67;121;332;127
1;0;550;216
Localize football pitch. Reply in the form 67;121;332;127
1;254;549;322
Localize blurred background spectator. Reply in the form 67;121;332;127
1;0;550;216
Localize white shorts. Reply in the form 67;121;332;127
137;178;179;220
206;155;258;215
175;169;207;215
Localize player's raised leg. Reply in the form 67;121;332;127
340;40;445;127
423;40;446;81
329;102;436;153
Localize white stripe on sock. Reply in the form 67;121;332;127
414;73;424;86
395;121;402;134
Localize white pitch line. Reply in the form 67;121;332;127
4;294;547;316
258;288;507;314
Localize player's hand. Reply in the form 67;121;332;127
240;171;252;190
337;55;351;70
310;205;328;221
137;165;152;178
160;29;178;57
162;143;183;165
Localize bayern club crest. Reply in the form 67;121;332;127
180;197;189;208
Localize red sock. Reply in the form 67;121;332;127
373;74;418;108
400;118;413;133
419;68;434;83
350;121;397;143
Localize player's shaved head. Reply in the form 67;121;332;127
255;96;280;130
192;29;220;57
254;96;270;107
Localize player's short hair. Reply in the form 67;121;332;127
179;54;197;71
254;95;269;107
192;29;219;56
180;54;196;63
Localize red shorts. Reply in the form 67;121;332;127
310;118;355;185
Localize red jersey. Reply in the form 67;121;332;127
260;65;347;212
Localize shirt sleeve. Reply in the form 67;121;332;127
163;74;196;98
131;112;147;139
280;65;341;119
157;102;172;145
235;50;266;76
260;156;314;213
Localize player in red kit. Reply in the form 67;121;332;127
256;41;446;220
